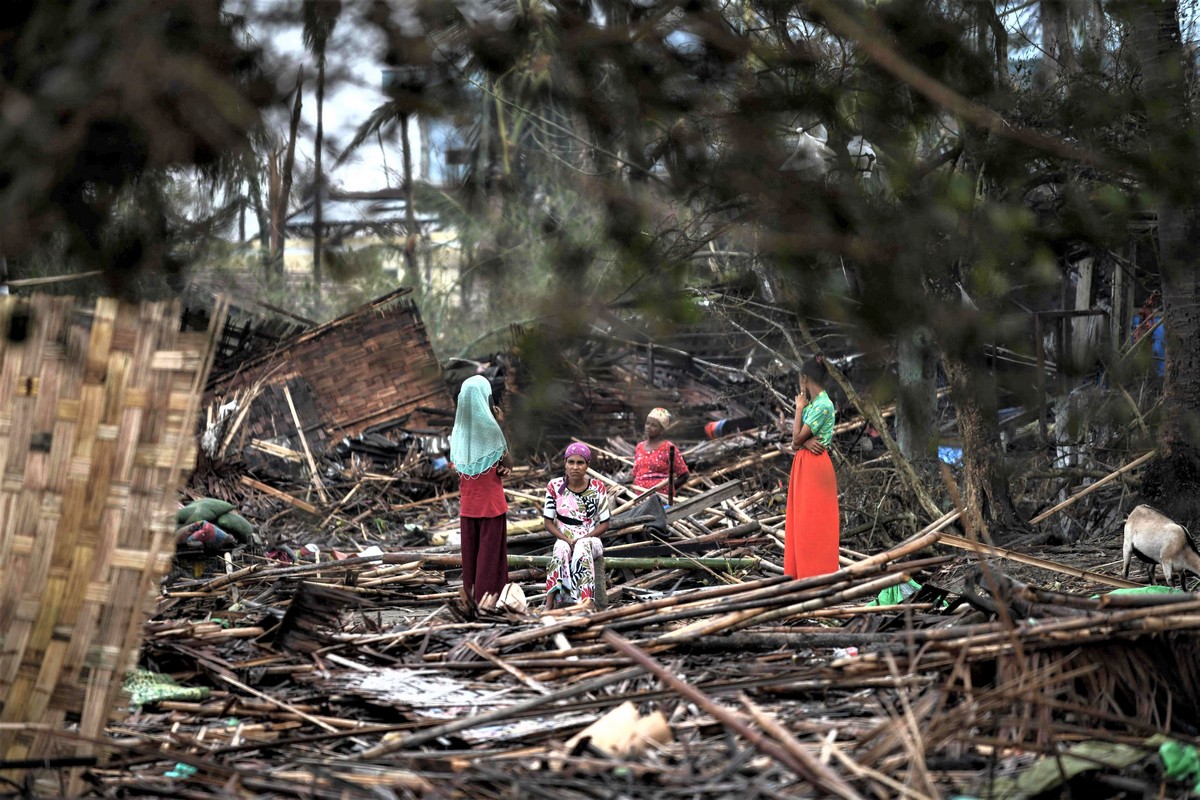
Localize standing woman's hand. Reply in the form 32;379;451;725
795;378;810;413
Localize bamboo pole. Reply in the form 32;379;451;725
609;555;951;635
483;576;792;652
213;672;338;734
241;476;319;514
637;530;951;642
283;384;329;504
603;631;865;799
937;532;1139;588
662;571;913;641
1029;450;1155;524
505;554;761;571
741;696;865;800
611;481;669;514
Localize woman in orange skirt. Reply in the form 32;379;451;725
784;355;840;579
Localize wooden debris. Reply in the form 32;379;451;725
7;300;1195;798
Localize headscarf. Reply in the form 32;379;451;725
449;375;507;477
647;407;672;429
565;442;592;462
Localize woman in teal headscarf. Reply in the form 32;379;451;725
450;375;512;607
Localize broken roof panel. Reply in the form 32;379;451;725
208;288;453;473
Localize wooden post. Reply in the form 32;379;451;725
283;384;329;504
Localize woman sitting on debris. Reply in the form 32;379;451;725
450;375;512;607
544;443;611;609
784;355;840;579
632;407;689;502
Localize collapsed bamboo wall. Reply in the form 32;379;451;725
0;295;220;784
207;288;451;452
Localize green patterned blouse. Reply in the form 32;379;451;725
801;391;835;447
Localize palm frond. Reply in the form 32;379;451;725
337;100;408;165
301;0;342;54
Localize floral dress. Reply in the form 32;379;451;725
544;477;610;603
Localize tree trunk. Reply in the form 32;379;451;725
400;113;421;293
1039;0;1071;84
941;348;1026;539
1122;0;1200;527
268;153;282;270
312;55;326;288
273;70;304;279
897;327;937;463
246;168;269;273
931;123;1027;539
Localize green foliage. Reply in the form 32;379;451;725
0;0;271;292
9;0;1200;473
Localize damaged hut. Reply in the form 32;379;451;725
203;288;453;480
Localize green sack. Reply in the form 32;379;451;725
123;668;210;707
178;498;235;524
215;511;254;543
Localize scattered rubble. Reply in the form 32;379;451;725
6;291;1193;798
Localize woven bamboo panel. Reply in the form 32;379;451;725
0;295;221;774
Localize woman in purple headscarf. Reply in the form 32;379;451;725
543;442;610;609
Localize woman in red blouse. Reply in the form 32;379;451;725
631;407;689;501
449;375;512;608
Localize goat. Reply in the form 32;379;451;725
1122;504;1200;591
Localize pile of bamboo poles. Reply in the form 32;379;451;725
92;488;1200;799
6;341;1190;800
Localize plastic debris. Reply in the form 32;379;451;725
869;579;922;606
1159;739;1200;794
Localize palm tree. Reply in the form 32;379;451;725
302;0;342;287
